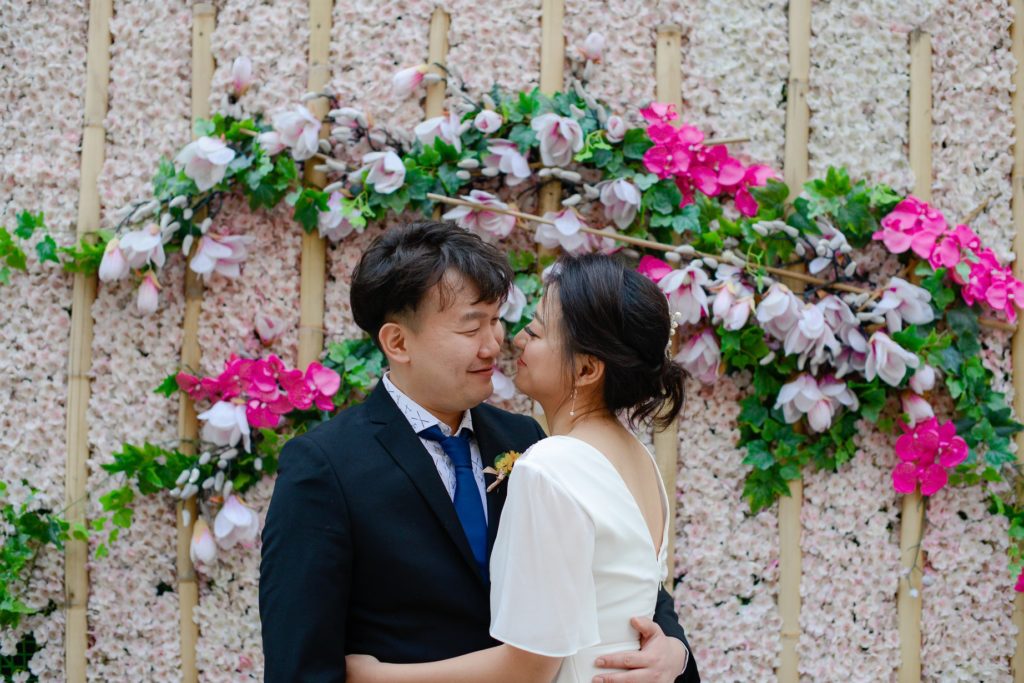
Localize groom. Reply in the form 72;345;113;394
260;220;699;682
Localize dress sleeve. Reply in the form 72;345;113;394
488;456;600;657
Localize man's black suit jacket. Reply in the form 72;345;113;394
260;382;699;682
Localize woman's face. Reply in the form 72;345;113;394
511;290;572;407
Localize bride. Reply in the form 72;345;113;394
346;253;692;683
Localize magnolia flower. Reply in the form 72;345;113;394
865;332;919;387
189;518;217;565
489;367;516;402
360;151;406;194
257;130;287;155
872;277;934;333
784;304;840;369
818;295;867;353
901;392;934;426
819;375;859;412
756;282;802;340
197;400;251;452
189;233;255;280
500;284;527;323
577;31;605;62
442;190;516;239
599;179;641;230
255;312;285;345
833;347;867;379
272;105;321;161
483;139;531;186
534;209;588;253
392;64;428;98
531;113;584;166
675;328;720;384
318;192;363;242
230;56;253;97
119;224;166;269
474;109;503;133
909;364;936;394
659;264;710;324
414;112;465;153
136;271;160;315
213;495;260;549
605;115;626;143
176;136;236;191
98;238;130;282
776;374;832;432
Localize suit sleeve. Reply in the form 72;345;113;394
654;585;700;683
260;434;352;682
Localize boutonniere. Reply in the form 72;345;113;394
483;450;520;492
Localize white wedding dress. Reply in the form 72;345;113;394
489;434;670;683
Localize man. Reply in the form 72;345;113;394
260;220;699;682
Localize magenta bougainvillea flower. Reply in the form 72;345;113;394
891;417;968;496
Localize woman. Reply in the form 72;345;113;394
347;253;688;683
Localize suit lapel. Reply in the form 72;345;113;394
366;384;485;585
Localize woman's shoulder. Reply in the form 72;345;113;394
515;436;595;484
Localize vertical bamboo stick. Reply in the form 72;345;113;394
425;8;450;121
297;0;334;370
1009;7;1024;681
64;1;113;681
778;1;810;681
653;24;682;590
175;6;215;682
896;29;931;683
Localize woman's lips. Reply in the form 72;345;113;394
517;358;526;367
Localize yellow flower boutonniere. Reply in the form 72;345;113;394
483;450;521;492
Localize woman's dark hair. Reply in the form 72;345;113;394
546;253;686;430
350;220;513;349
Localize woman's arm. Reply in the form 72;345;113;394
346;645;561;683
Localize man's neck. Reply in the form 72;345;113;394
386;372;465;434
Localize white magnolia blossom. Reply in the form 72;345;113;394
535;209;588;253
136;271;160;315
230;56;253;97
578;31;605;62
598;179;641;230
818;295;867;353
833;347;867;379
675;328;720;384
189;518;218;565
98;238;130;282
500;283;527;323
271;105;321;161
120;224;167;269
473;109;503;133
213;495;260;549
360;151;406;194
414;111;467;153
489;367;517;402
776;374;855;433
784;303;841;370
189;233;255;280
442;190;516;239
659;264;710;325
864;331;919;387
710;266;755;331
871;277;934;333
257;130;287;155
605;115;626;143
392;64;428;98
756;282;802;340
531;113;584;167
318;192;361;242
176;136;236;191
255;312;285;345
483;140;531;186
197;400;251;452
901;391;934;426
909;364;937;394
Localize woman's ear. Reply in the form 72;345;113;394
575;354;605;389
378;321;410;365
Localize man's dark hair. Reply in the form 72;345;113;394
350;220;513;349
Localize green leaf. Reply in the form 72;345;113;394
622;128;652;160
14;211;44;240
646;180;682;215
293;188;329;233
508;124;537;154
34;235;58;264
437;164;464;194
633;173;659;191
111;508;133;530
193;119;216;137
154;373;180;397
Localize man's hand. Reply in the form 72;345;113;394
592;617;689;683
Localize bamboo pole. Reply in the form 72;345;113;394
64;1;113;680
1009;6;1024;681
778;1;810;680
896;28;932;683
297;0;333;370
653;24;682;591
175;6;215;682
425;8;449;120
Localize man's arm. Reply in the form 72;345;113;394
652;586;699;682
260;435;352;682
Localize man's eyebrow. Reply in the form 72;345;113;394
459;310;491;321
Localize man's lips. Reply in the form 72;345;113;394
469;366;495;374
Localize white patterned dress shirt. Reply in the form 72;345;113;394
382;373;489;520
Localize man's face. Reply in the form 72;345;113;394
398;274;504;415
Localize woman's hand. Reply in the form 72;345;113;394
345;654;384;683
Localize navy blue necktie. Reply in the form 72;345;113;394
419;425;489;581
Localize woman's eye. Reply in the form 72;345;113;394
523;325;538;338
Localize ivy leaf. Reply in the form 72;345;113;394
621;128;652;160
153;373;180;397
193;118;216;137
292;188;329;233
742;440;774;470
633;173;659;191
749;180;789;219
14;211;44;240
508;124;537;154
34;235;58;264
646;180;682;215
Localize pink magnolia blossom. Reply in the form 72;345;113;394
901;392;934;426
189;518;217;565
675;328;720;384
119;224;166;269
392;64;428;98
909;364;936;394
531;113;584;167
599;179;641;230
636;255;673;284
489;367;516;402
783;304;840;370
255;312;285;345
659;263;710;324
775;374;833;433
213;495;260;549
272;105;321;161
98;238;130;282
189;233;255;280
818;295;867;354
176;136;236;191
230;56;253;98
756;282;802;340
710;269;754;331
872;277;935;333
197;400;251;452
483;140;531;186
535;209;588;253
500;283;527;323
605;115;626;143
136;271;160;315
318;192;362;242
360;151;406;194
865;332;919;387
442;190;516;239
414;111;466;153
474;109;503;134
892;417;968;496
577;31;605;62
257;130;286;155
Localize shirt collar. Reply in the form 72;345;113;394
382;372;474;438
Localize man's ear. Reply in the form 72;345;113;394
575;354;605;390
378;322;411;365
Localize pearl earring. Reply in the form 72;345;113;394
569;389;577;417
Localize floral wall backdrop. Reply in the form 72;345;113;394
0;1;1022;681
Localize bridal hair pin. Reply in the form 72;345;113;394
665;311;683;359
